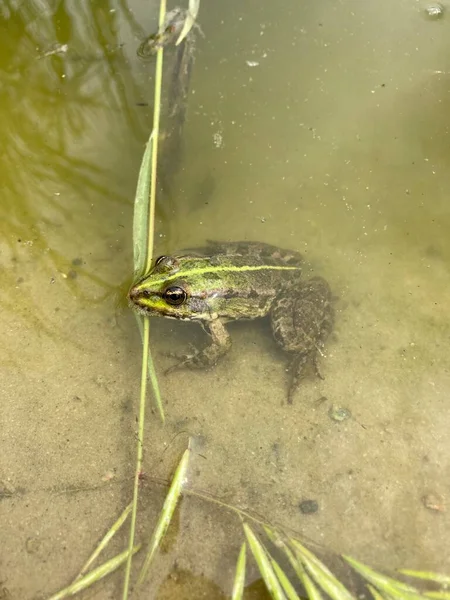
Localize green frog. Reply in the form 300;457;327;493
128;241;334;402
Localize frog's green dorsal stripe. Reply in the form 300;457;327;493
137;263;301;289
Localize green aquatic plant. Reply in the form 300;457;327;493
137;446;190;584
122;0;168;594
47;442;450;599
175;0;201;45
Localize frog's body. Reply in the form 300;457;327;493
128;241;334;402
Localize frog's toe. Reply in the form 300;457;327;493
165;358;190;375
163;345;197;374
286;354;308;404
312;354;324;380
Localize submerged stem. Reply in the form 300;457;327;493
122;319;151;598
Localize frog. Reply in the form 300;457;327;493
128;241;334;402
137;8;186;59
137;7;203;59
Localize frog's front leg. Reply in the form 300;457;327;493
165;318;231;373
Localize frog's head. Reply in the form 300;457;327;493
128;254;215;321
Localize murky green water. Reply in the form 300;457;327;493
1;0;450;598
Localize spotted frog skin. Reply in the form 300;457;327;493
128;241;334;402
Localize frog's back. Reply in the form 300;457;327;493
174;242;302;321
200;240;303;267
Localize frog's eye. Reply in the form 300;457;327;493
163;286;187;306
155;255;167;266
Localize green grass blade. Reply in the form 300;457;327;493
48;546;140;600
137;446;190;585
270;557;302;600
399;571;450;587
146;338;164;421
176;0;200;45
424;593;450;599
264;527;324;600
243;523;287;600
231;542;247;600
143;3;166;275
75;502;132;580
343;556;427;599
134;314;164;423
368;584;394;600
132;133;153;278
124;0;167;594
291;539;355;600
123;318;152;599
300;570;326;600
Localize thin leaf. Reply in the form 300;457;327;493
176;0;200;45
291;539;355;600
134;313;164;423
243;523;287;600
399;571;450;587
124;0;167;592
123;317;152;599
264;527;324;600
301;570;327;600
343;556;428;600
132;133;153;278
48;546;140;600
75;502;132;579
270;557;302;599
143;1;166;275
368;584;394;600
424;593;450;599
231;542;247;600
137;447;190;584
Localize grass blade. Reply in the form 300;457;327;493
48;546;140;600
137;446;190;585
343;556;427;599
368;584;394;600
176;0;200;45
399;571;450;587
300;569;326;600
231;542;247;600
264;527;324;600
134;313;164;422
243;523;287;600
291;539;355;600
143;5;166;275
75;502;132;579
132;133;153;278
123;318;152;599
123;0;167;596
270;557;302;600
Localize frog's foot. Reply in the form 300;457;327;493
163;344;201;373
286;354;308;404
287;351;325;403
312;353;324;380
164;342;226;374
